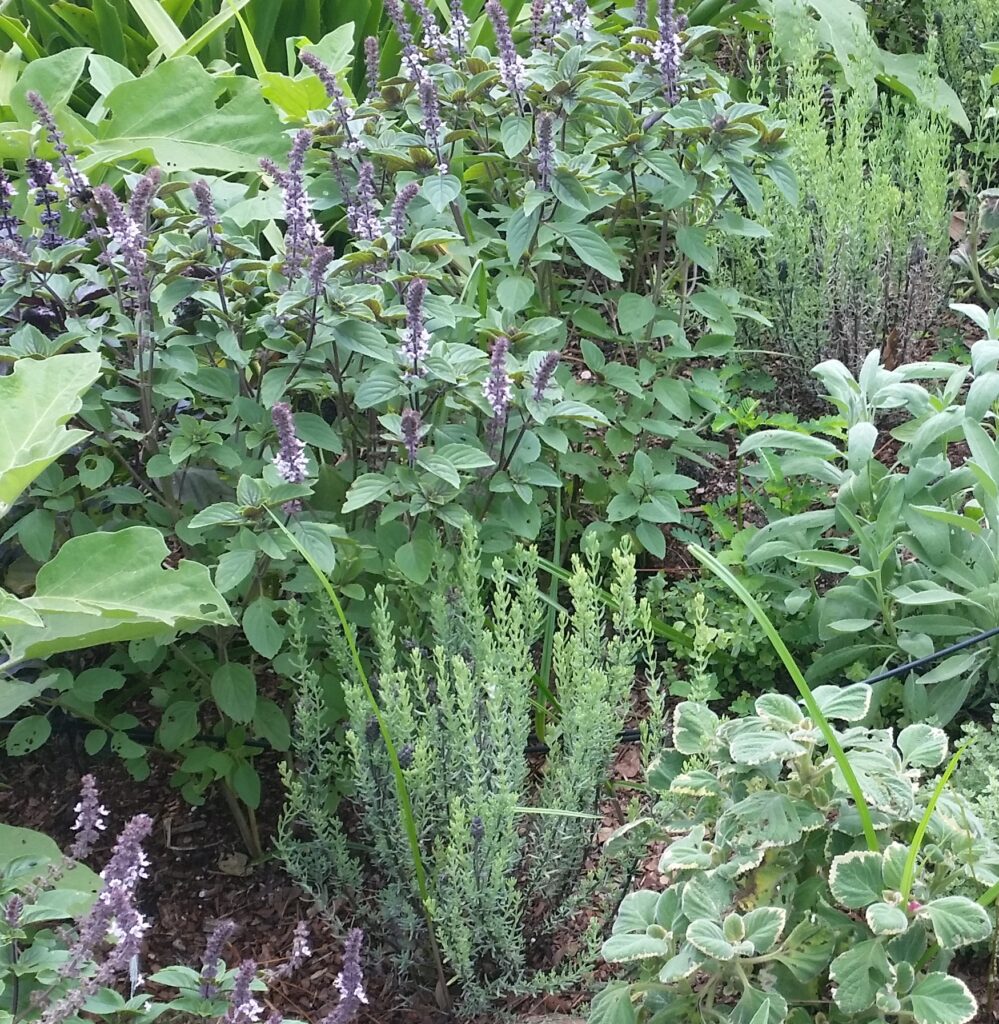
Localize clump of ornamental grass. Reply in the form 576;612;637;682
276;529;663;1013
1;776;366;1024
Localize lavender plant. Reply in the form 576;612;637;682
276;529;656;1011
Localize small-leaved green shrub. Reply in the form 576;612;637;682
277;529;655;1012
593;687;998;1024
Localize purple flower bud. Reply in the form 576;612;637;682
200;919;237;997
653;0;684;104
409;0;449;60
389;181;420;243
364;36;381;95
0;171;20;240
70;774;109;860
261;131;321;285
419;79;446;171
346;162;381;241
26;91;91;204
536;112;554;190
26;157;65;248
470;816;485;841
272;403;309;513
287;919;313;973
399;278;431;378
486;0;526;103
325;928;367;1024
384;0;426;82
191;179;222;252
127;167;160;225
308;245;336;293
449;0;472;55
530;0;548;49
484;335;511;442
223;960;262;1024
4;895;23;928
531;351;560;400
633;0;647;27
400;408;422;467
300;51;357;150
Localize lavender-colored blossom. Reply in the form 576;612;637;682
536;112;554;190
308;245;336;293
223;960;263;1024
70;774;109;860
484;335;511;442
419;79;447;172
530;0;547;49
530;351;560;400
4;895;23;927
364;36;381;95
633;0;647;27
448;0;472;55
400;409;422;469
0;172;20;240
399;278;431;378
568;0;589;38
286;920;313;974
300;51;357;150
323;928;367;1024
485;0;526;102
191;179;222;252
26;91;91;203
199;919;237;997
346;162;382;242
94;173;158;306
653;0;684;104
26;157;65;248
384;0;426;82
389;181;420;243
261;130;320;285
272;403;308;514
128;167;160;226
410;0;449;60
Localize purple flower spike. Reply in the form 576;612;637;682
419;78;447;172
70;774;109;860
0;172;19;240
324;928;367;1024
410;0;449;60
399;278;431;379
223;960;262;1024
347;162;381;241
200;919;237;997
300;51;357;150
384;0;426;82
449;0;472;55
536;112;554;190
401;408;423;467
26;91;91;204
364;36;381;95
484;335;511;442
633;0;647;28
261;130;320;285
653;0;684;104
531;351;560;400
4;895;23;928
485;0;526;103
530;0;548;49
191;179;222;252
26;158;65;248
272;403;309;514
390;181;420;243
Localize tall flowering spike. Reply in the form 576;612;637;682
324;928;367;1024
191;179;222;252
633;0;647;27
531;351;560;400
26;90;91;203
0;172;20;241
199;919;237;997
348;162;381;241
272;403;308;514
653;0;684;103
389;181;420;243
419;78;447;172
399;278;431;378
410;0;449;60
261;130;320;285
127;167;160;225
484;335;511;442
285;920;313;974
384;0;426;82
569;0;589;38
26;157;65;248
308;245;336;293
299;51;357;150
223;960;262;1024
448;0;472;55
364;36;381;95
400;408;422;467
536;112;554;190
70;774;108;860
4;895;23;927
485;0;525;102
529;0;547;49
94;183;150;302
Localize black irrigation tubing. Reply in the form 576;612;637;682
4;625;999;757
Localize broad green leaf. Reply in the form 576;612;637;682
0;589;43;628
754;693;803;726
342;473;393;514
829;850;884;908
865;902;908;936
686;919;737;961
421;174;461;213
812;683;872;722
739;429;839;458
773;919;836;982
395;539;434;584
897;723;947;768
676;225;715;272
80;57;286;173
211;663;257;723
0;352;101;518
5;714;51;755
159;700;201;751
829;940;892;1014
588;983;638;1024
727;724;806;765
500;115;531;157
917;897;992;949
0;823;99;898
242;597;283;659
556;223;622;281
618;293;655;335
742;907;786;952
907;973;977;1024
715;791;824;849
659;942;706;982
4;527;234;664
681;874;732;921
10;48;90;123
672;701;718;755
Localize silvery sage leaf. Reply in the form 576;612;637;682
812;682;872;722
686;919;736;961
672;701;719;755
830;940;893;1014
742;907;787;953
865;901;909;936
907;972;977;1024
829;850;885;909
897;723;948;768
917;897;992;949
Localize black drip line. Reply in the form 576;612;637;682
4;625;999;758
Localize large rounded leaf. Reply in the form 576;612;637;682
4;527;234;666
